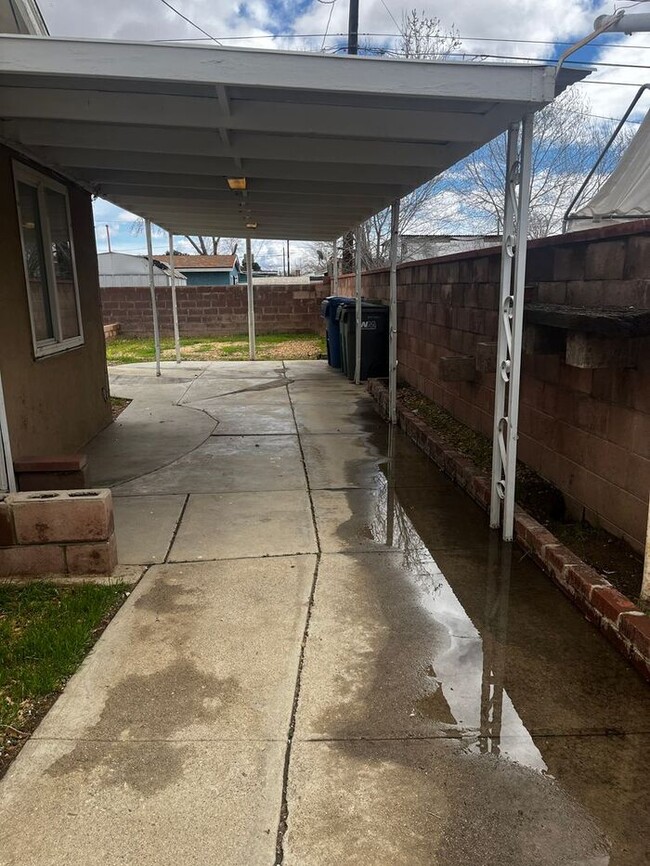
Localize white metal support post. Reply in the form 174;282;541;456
0;370;16;493
246;236;256;361
388;199;400;424
489;115;534;541
332;238;339;294
145;218;161;377
354;225;362;385
168;232;181;364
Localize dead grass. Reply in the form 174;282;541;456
107;333;325;365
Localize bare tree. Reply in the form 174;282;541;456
352;11;461;268
178;236;239;256
399;9;460;60
129;219;240;257
453;88;635;238
357;181;455;269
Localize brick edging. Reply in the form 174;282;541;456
367;378;650;682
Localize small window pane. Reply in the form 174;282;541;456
45;188;80;340
17;181;53;342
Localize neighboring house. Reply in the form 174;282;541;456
156;254;241;286
396;234;502;262
97;251;187;288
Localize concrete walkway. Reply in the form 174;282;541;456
1;360;649;866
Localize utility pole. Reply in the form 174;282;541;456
342;0;360;272
348;0;359;54
282;246;286;276
105;224;112;253
286;240;291;277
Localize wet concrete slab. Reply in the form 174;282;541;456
0;738;283;866
284;739;610;866
293;544;650;864
169;491;317;561
286;379;365;403
296;552;650;742
312;486;490;553
292;397;384;435
33;556;314;742
113;494;186;564
300;429;443;490
10;360;649;866
113;434;306;495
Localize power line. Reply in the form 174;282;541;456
320;0;337;51
377;0;403;37
155;0;222;45
150;30;650;52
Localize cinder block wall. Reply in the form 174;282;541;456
337;221;650;553
100;282;329;337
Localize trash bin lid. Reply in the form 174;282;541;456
321;295;354;319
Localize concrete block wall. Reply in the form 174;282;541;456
0;489;117;576
337;220;650;553
100;282;329;337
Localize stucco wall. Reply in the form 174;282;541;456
336;221;650;553
0;145;112;458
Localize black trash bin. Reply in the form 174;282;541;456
337;301;389;381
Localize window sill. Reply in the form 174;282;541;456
34;338;84;359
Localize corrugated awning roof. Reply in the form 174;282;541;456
0;36;589;241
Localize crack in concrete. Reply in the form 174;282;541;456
274;366;322;865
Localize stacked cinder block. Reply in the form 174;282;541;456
0;490;117;577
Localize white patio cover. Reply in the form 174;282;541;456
568;109;650;230
0;35;587;241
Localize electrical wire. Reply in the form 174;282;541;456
156;0;222;45
150;31;650;52
377;0;403;37
320;0;337;51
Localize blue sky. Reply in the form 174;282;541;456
38;0;650;267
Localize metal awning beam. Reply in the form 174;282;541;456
35;149;435;186
0;92;538;143
2;121;477;168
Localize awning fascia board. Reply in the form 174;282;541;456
0;35;579;103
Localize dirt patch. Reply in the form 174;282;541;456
110;396;131;420
399;386;644;604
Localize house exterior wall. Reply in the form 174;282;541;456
184;270;237;286
336;220;650;553
100;282;328;336
0;145;112;458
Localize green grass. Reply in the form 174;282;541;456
0;582;127;766
106;333;325;365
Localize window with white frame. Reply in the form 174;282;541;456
14;163;83;357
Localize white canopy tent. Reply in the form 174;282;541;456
568;107;650;230
0;34;587;537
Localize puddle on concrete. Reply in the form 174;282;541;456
331;424;650;865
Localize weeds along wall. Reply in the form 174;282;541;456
100;282;329;337
337;221;650;553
